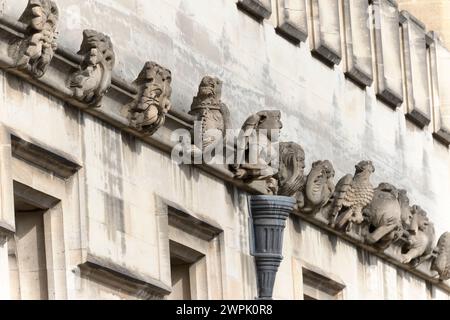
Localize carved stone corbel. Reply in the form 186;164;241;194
300;160;335;215
276;142;306;203
189;76;231;152
9;0;59;78
128;62;172;136
230;110;283;195
431;232;450;281
363;183;402;250
329;160;375;232
401;206;435;265
68;30;115;108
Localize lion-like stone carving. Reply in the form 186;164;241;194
431;232;450;281
189;76;231;151
10;0;59;78
231;110;282;195
363;183;402;250
276;142;306;204
299;160;335;214
128;62;172;136
329;160;375;232
401;206;435;265
69;30;115;107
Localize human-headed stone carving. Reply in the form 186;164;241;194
401;206;435;265
231;110;283;195
329;160;375;231
299;160;335;214
276;142;305;201
189;76;231;151
69;30;115;107
363;183;402;250
431;232;450;281
128;62;172;136
10;0;59;78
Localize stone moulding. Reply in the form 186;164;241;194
400;11;431;128
237;0;272;21
275;0;308;43
370;0;403;109
343;0;373;87
310;0;342;66
249;195;296;300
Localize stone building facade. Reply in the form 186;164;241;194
0;0;449;300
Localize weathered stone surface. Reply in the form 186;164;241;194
68;29;115;108
371;0;403;108
237;0;272;20
231;110;283;195
400;11;431;127
299;160;335;215
401;206;435;265
363;183;402;250
189;76;230;151
343;0;373;87
329;161;375;231
275;0;308;43
311;0;342;65
431;232;450;281
128;62;172;137
429;32;450;145
8;0;59;78
277;141;305;203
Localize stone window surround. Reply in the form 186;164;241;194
155;197;225;300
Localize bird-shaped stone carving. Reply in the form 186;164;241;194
329;160;375;231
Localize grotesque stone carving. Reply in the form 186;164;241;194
69;30;115;107
231;110;283;195
189;76;231;151
363;183;402;250
10;0;59;78
401;206;435;265
276;142;305;200
299;160;335;214
128;62;172;136
329;161;375;231
431;232;450;281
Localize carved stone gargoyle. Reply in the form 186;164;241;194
128;62;172;136
401;206;435;265
329;160;375;232
363;183;402;250
230;110;283;195
9;0;59;78
431;232;450;281
299;160;335;214
276;142;306;206
69;30;115;107
189;76;231;151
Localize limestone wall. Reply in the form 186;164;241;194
0;0;449;300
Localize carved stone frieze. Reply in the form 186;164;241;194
363;183;402;250
431;232;450;281
329;161;375;231
128;62;172;136
9;0;59;78
189;76;230;151
231;110;283;195
69;29;115;108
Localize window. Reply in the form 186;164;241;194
292;258;345;300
